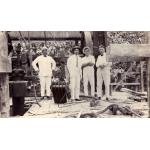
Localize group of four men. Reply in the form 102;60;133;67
32;45;110;101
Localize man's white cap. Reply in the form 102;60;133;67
83;46;91;54
42;46;47;51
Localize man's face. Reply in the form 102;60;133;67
42;49;48;56
84;49;90;56
78;41;81;47
26;43;30;49
99;47;105;55
74;49;79;55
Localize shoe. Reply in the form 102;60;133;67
40;96;45;100
46;96;51;100
90;99;100;107
98;97;101;100
106;97;109;101
70;99;75;102
75;99;81;101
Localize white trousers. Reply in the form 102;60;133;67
70;74;80;100
97;67;110;98
83;67;95;96
39;76;52;97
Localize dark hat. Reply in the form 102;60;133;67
71;46;80;53
99;45;105;49
42;46;47;51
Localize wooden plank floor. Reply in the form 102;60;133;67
24;92;148;118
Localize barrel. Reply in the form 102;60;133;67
51;82;67;104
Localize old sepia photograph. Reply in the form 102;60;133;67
0;31;150;118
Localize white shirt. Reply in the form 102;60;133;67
67;54;82;77
82;55;95;71
96;53;108;68
32;55;56;77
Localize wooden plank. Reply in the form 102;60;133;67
0;32;12;73
111;83;140;86
0;57;12;73
84;32;93;53
109;44;150;57
108;56;145;62
146;32;150;118
9;31;82;40
108;44;150;62
0;74;10;117
140;61;144;92
0;32;11;117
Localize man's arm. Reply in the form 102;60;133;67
67;57;71;72
32;57;39;71
82;62;94;68
82;56;95;68
96;56;100;68
51;57;56;70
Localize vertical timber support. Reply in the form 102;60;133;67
0;74;10;117
140;61;144;92
147;59;150;117
0;31;12;117
147;32;150;118
84;31;93;54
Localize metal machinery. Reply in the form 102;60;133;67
9;44;27;116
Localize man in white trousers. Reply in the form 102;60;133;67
82;47;95;97
96;45;110;101
67;46;82;101
32;47;56;100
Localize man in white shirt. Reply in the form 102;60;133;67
96;45;110;101
82;47;95;97
32;47;56;100
67;46;82;101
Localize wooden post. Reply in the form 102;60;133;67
0;32;12;117
140;61;144;92
147;58;150;117
147;32;150;117
84;31;93;53
44;31;47;46
0;74;10;117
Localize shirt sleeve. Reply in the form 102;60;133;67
96;56;100;67
51;57;56;70
32;57;39;71
67;57;71;71
91;56;95;64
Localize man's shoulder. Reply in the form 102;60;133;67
68;55;74;59
34;55;42;60
47;56;54;59
89;55;95;58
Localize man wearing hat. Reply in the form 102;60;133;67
32;47;56;100
96;45;110;101
67;46;82;101
82;47;95;97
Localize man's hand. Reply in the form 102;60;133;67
99;63;108;69
99;64;106;69
35;70;39;75
82;62;94;68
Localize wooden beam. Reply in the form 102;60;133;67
84;31;93;53
0;32;11;117
0;32;12;73
0;74;10;117
140;61;144;92
146;32;150;118
109;44;150;57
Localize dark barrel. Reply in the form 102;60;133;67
51;81;67;104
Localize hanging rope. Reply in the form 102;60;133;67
44;31;47;46
18;31;27;46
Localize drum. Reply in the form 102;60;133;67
51;81;69;104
